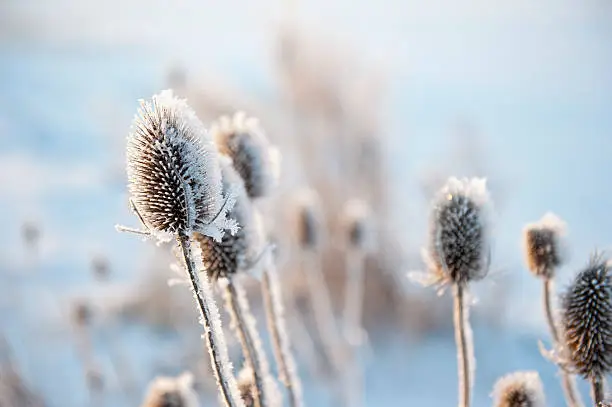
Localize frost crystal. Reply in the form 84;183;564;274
523;212;566;279
140;372;199;407
126;90;235;241
426;177;491;286
561;254;612;378
492;371;546;407
195;158;263;281
211;112;280;199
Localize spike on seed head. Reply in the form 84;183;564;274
560;253;612;379
492;371;546;407
523;212;566;279
140;372;198;407
294;188;322;251
211;112;280;199
194;158;263;282
427;177;490;285
341;199;372;251
126;90;235;241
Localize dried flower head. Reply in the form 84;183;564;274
91;256;110;281
194;159;263;281
140;372;198;407
236;366;255;407
492;371;546;407
72;301;93;327
211;112;280;199
86;367;105;392
126;89;236;241
523;213;566;279
294;189;322;251
420;177;491;286
341;199;372;251
560;254;612;378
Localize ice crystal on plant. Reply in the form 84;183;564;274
523;212;566;279
211;112;280;199
492;371;546;407
561;254;612;378
126;89;236;241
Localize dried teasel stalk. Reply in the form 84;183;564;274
121;90;243;407
560;254;612;406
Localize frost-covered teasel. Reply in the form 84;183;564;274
341;199;372;252
126;89;237;241
523;213;566;279
492;371;546;407
560;253;612;404
237;366;256;407
211;112;280;199
294;189;322;251
140;372;199;407
424;177;491;286
194;159;264;281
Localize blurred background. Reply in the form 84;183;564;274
1;0;612;405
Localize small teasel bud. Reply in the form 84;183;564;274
341;199;372;252
140;372;199;407
427;177;491;286
560;253;612;379
492;371;546;407
236;366;255;407
523;213;566;279
211;112;280;199
126;89;236;241
294;189;322;251
72;300;93;327
194;158;263;281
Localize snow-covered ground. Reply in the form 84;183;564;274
1;0;612;405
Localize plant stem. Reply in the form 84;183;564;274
590;375;605;406
177;234;243;407
262;265;304;407
223;276;269;407
543;278;583;407
342;249;365;407
453;283;471;407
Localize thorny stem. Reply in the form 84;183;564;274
223;276;268;407
453;283;471;407
342;249;365;407
302;252;348;406
177;234;243;407
262;265;304;407
591;375;605;406
543;278;583;407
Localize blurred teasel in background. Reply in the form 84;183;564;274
491;371;546;407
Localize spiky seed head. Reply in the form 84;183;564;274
523;212;566;279
126;89;235;241
140;372;198;407
211;112;280;199
560;254;612;378
341;199;372;252
427;177;491;285
236;366;255;407
294;188;322;251
194;158;263;281
492;371;546;407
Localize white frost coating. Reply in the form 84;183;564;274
526;212;567;234
439;177;490;207
140;372;199;407
186;239;245;407
211;111;280;199
126;89;236;242
492;371;546;407
263;262;304;407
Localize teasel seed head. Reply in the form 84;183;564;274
560;253;612;379
294;188;322;251
211;112;280;199
492;371;546;407
126;89;236;241
425;177;491;286
236;366;255;407
194;158;263;281
72;300;93;327
341;198;372;252
140;372;198;407
523;212;566;279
